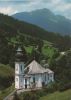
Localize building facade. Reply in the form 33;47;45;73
15;47;54;89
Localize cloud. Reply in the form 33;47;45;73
0;7;18;15
40;0;71;19
0;0;71;19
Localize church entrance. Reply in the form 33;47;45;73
25;78;27;89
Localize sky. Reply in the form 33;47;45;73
0;0;71;19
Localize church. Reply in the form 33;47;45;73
15;47;54;89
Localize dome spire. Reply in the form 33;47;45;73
17;47;22;52
15;47;24;62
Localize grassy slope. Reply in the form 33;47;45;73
0;64;14;99
0;83;15;99
25;40;56;59
0;64;14;77
25;46;33;54
42;41;56;58
40;89;71;100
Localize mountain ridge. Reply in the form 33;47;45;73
12;8;71;35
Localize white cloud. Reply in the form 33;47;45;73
0;7;18;15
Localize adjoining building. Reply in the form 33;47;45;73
15;47;54;89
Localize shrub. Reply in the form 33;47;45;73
35;89;47;97
21;91;39;100
45;82;58;93
13;92;20;100
59;82;71;92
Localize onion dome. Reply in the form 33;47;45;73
15;47;25;62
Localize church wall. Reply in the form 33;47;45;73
15;62;20;75
15;62;24;75
29;74;42;88
15;61;25;89
19;76;24;89
15;75;19;89
36;74;42;88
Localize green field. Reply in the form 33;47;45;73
25;46;33;54
24;40;57;59
40;89;71;100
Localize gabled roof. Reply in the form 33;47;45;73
24;60;54;74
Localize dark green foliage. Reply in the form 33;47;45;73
20;84;57;100
0;64;14;90
20;91;39;100
45;82;58;93
0;97;2;100
0;13;71;66
13;92;20;100
59;82;71;92
50;50;71;89
35;89;47;97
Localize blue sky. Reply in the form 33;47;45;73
0;0;71;19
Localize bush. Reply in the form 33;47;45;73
21;91;39;100
19;82;58;100
13;92;20;100
45;82;58;93
59;83;71;92
35;89;47;97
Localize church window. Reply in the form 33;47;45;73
20;65;22;71
45;74;46;81
48;74;49;80
25;79;27;84
33;77;35;83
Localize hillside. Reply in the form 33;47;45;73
40;89;71;100
12;8;71;35
0;13;71;99
0;13;71;65
0;13;56;64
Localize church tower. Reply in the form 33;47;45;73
15;47;25;89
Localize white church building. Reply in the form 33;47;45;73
15;47;54;90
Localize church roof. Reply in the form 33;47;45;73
24;60;54;74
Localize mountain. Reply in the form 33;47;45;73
12;8;71;35
0;13;62;44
